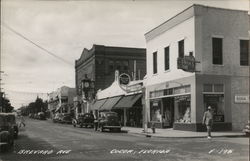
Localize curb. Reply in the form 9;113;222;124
127;131;247;139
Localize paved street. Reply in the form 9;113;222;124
0;118;249;161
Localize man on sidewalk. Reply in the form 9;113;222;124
202;106;213;139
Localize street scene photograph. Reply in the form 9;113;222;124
0;0;249;161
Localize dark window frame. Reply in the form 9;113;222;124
164;46;170;71
240;39;249;66
178;40;184;58
153;51;157;74
212;37;223;65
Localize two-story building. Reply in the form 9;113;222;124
144;4;249;131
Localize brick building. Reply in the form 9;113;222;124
75;44;146;114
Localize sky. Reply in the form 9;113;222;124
0;0;249;109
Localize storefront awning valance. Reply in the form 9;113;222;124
114;94;142;109
91;99;107;110
99;96;122;111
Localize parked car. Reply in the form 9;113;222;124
0;113;14;152
72;113;94;128
61;113;72;124
53;113;62;123
243;120;250;136
6;113;18;139
38;112;46;120
98;112;121;132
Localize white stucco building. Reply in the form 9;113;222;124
144;4;249;131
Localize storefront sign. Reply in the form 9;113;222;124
126;82;143;93
235;95;249;103
177;55;196;72
119;73;131;85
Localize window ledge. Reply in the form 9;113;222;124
164;69;171;73
239;65;249;67
152;73;158;76
212;64;224;67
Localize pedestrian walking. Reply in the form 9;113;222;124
94;114;99;131
19;115;26;128
202;106;213;139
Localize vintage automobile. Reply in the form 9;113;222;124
72;113;94;128
61;113;73;124
98;111;121;132
53;113;62;123
243;120;250;136
38;112;46;120
0;113;14;152
6;113;19;139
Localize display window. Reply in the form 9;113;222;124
174;95;191;123
150;100;162;122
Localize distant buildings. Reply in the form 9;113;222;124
144;4;249;131
48;86;76;118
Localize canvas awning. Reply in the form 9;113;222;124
114;94;142;109
99;96;122;111
91;99;107;110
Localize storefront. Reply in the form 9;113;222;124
113;94;143;127
149;85;191;128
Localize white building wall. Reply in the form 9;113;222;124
195;7;249;76
145;17;196;87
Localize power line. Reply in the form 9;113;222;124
2;22;74;66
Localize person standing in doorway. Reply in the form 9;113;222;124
203;106;213;139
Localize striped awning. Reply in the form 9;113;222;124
99;96;122;111
114;94;142;109
91;99;107;110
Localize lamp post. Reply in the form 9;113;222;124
81;74;95;113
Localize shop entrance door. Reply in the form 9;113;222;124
162;97;175;128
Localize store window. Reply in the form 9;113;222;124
150;100;162;122
212;37;223;65
174;95;191;123
240;40;249;66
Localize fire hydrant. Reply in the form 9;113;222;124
151;122;156;133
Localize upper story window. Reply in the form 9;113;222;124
108;60;114;72
164;46;170;71
153;51;157;74
122;61;129;71
115;60;121;71
178;40;184;58
212;37;223;65
240;40;249;66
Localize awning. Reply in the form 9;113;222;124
91;99;107;110
99;96;122;111
114;94;142;109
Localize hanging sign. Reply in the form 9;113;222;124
177;55;197;72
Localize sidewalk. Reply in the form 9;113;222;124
123;127;246;138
